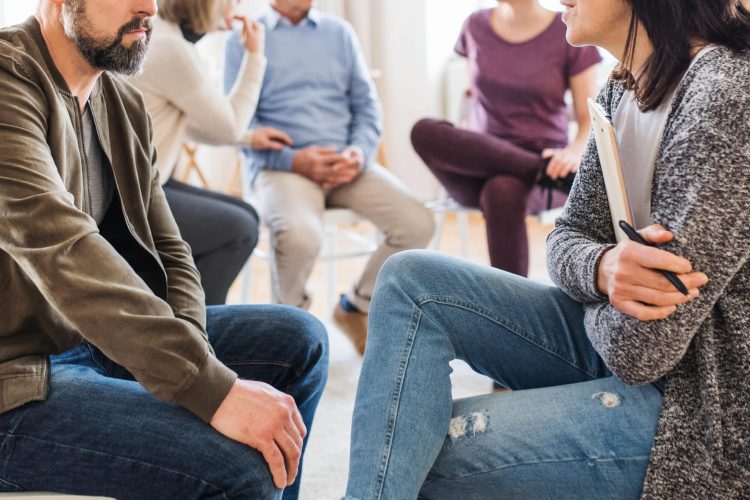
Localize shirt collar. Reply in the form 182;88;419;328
265;6;320;30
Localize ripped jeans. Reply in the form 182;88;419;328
345;251;664;500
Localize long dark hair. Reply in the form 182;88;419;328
614;0;750;111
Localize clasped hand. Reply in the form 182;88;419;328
292;146;364;189
597;224;709;321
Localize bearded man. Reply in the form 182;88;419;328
0;2;327;499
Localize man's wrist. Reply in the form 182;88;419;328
344;146;366;169
175;355;237;423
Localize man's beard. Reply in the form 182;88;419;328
62;0;152;75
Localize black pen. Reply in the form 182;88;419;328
618;220;690;296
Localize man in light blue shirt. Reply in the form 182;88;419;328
225;0;434;354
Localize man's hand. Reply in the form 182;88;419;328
252;127;293;151
322;147;364;189
210;379;306;489
596;224;709;321
291;146;341;184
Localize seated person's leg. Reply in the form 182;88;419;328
419;377;661;500
0;346;281;499
410;118;542;183
346;251;622;499
479;175;534;275
205;304;329;500
163;179;259;305
327;165;435;353
327;164;436;315
253;171;326;309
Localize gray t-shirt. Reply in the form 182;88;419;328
81;103;114;225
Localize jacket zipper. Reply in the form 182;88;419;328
72;97;91;217
87;101;169;297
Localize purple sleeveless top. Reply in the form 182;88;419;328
455;9;601;151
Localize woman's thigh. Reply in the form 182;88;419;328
420;377;663;500
375;251;611;390
163;179;259;255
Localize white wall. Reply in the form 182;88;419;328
0;0;37;27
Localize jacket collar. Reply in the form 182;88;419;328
23;16;105;102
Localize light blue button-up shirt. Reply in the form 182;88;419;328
224;8;382;176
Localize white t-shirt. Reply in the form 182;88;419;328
613;46;718;229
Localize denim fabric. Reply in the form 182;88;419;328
345;251;663;500
0;305;328;500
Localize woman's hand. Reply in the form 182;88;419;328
252;127;293;150
596;224;709;321
234;16;265;54
541;144;583;180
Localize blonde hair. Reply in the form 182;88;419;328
157;0;233;34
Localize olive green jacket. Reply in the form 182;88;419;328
0;17;236;422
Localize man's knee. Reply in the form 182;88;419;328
280;306;329;380
207;444;281;500
272;220;323;261
387;203;436;248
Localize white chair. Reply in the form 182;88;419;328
426;188;479;258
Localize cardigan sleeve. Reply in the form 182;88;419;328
551;53;750;385
546;83;618;304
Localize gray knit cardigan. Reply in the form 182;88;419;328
547;47;750;498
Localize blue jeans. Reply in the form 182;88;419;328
345;251;663;500
0;305;328;500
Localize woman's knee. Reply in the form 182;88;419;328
479;176;530;213
376;250;444;299
224;204;260;248
410;118;447;156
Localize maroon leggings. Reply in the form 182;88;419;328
412;118;561;276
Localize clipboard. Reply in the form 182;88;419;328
587;98;634;242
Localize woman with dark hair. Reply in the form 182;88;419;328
130;0;292;305
411;0;601;275
344;0;750;498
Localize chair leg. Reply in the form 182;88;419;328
430;212;446;250
457;211;470;258
325;231;336;313
239;258;253;304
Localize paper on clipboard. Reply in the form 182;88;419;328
587;98;634;242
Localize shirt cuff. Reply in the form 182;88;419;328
175;354;237;422
267;147;295;172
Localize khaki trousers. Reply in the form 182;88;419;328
253;164;435;312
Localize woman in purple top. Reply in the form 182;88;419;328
412;0;601;275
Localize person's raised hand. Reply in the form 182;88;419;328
234;16;265;54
